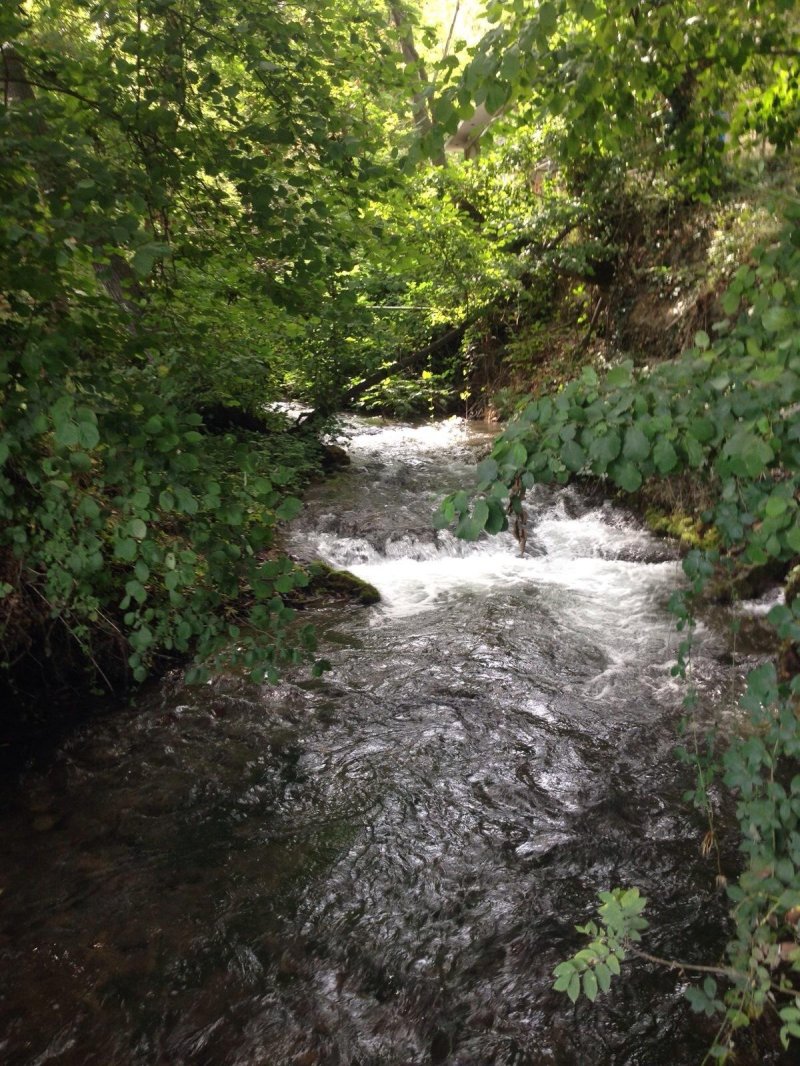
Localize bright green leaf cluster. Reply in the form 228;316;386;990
553;888;647;1002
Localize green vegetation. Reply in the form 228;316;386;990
3;0;800;1056
0;0;411;693
428;2;800;1057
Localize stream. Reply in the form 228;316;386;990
0;417;788;1065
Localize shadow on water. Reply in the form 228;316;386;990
0;417;792;1065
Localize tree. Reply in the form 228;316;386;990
425;0;800;193
0;0;407;690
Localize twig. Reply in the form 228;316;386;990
629;944;740;980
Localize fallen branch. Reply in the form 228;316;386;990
338;319;472;409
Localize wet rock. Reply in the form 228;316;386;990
701;558;787;605
320;443;350;470
278;950;304;977
467;1006;495;1029
290;561;380;607
386;527;437;549
31;813;59;832
430;1029;452;1063
292;1051;320;1066
597;541;677;564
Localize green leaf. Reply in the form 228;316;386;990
456;512;484;541
538;1;557;35
595;961;612;993
567;972;580;1003
485;499;507;534
472;499;489;530
509;442;528;468
433;507;452;530
144;415;163;435
54;420;79;447
765;494;788;517
582;969;598;1002
452;490;469;515
174;487;198;515
653;438;678;474
606;361;633;388
590;429;621;468
721;431;773;478
78;496;100;520
762;306;791;333
128;518;147;540
477;457;499;484
125;579;147;605
249;476;273;498
115;538;137;562
682;434;704;468
486;78;510;113
561;439;587;472
69;451;92;471
623;426;650;462
689;417;715;443
132;241;170;277
78;421;100;449
277;496;302;521
611;460;643;492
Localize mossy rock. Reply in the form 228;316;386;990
644;507;719;551
289;560;380;608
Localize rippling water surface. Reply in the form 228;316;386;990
0;418;787;1065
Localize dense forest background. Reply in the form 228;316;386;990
2;0;800;1056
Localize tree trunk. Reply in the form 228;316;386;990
389;3;446;165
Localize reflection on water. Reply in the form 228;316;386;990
0;417;789;1065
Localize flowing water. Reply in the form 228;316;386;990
0;418;787;1065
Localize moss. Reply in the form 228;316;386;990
644;507;719;551
785;564;800;609
289;560;380;608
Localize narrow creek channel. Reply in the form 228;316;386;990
0;418;786;1065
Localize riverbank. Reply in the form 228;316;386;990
0;417;380;776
